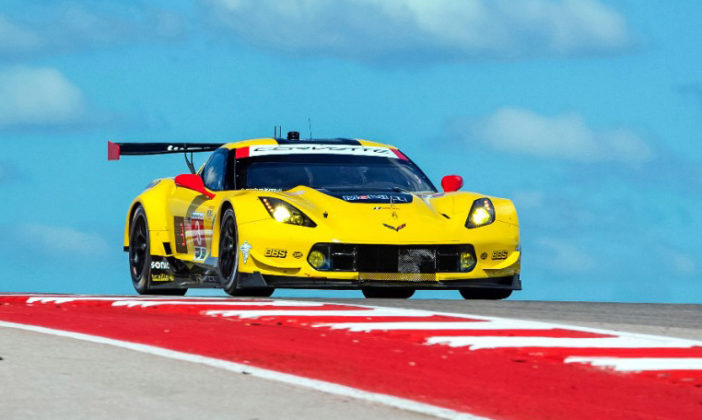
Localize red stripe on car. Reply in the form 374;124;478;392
235;147;250;159
391;149;409;160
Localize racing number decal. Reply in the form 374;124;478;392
173;214;207;260
191;218;205;247
188;213;207;261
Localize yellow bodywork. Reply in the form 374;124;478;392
123;138;520;284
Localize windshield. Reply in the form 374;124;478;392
238;155;436;193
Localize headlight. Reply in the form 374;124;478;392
308;250;327;269
466;198;495;228
260;197;316;227
459;252;476;271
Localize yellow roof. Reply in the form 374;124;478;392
221;138;398;150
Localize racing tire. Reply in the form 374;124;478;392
361;287;414;299
129;207;187;296
459;288;512;300
218;208;275;298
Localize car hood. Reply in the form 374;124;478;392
263;186;475;244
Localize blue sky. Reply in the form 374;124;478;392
0;0;701;302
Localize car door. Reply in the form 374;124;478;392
169;148;230;264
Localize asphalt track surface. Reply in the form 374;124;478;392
1;295;701;420
1;327;432;420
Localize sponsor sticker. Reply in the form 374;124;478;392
194;247;207;261
248;145;399;158
240;241;252;264
265;248;287;258
342;194;409;203
152;273;174;282
151;261;170;270
292;251;303;259
492;250;508;260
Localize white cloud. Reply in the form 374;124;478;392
0;6;184;57
670;254;696;276
0;14;42;54
0;67;86;127
463;107;653;163
513;190;545;210
204;0;632;61
20;224;109;257
533;237;595;272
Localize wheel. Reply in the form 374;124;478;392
361;287;415;299
129;207;187;296
459;288;512;300
218;208;274;298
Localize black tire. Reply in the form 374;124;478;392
218;208;274;298
459;288;512;300
129;207;187;296
361;287;415;299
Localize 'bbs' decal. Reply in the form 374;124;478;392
265;248;287;258
492;250;508;260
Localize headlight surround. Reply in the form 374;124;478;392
465;198;495;229
259;197;316;227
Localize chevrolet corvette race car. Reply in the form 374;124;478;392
108;132;521;299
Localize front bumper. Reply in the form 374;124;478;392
238;272;522;290
236;217;521;285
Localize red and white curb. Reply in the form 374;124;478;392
2;294;701;420
0;319;478;420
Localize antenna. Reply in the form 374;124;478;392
308;118;313;139
184;152;196;174
273;125;283;138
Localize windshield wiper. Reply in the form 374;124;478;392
391;186;414;194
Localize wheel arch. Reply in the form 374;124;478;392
210;199;234;258
123;180;175;255
123;200;143;250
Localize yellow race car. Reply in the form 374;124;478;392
108;132;520;299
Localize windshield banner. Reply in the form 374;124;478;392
244;145;402;159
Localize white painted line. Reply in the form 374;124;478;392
426;336;700;350
204;308;434;319
26;296;272;305
112;300;324;308
27;297;137;304
564;357;702;371
0;320;486;420
294;299;702;349
313;320;552;332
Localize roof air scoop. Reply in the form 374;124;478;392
287;131;300;141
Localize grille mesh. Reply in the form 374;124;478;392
359;272;437;281
314;244;476;273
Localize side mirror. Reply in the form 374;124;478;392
441;175;463;192
174;174;216;199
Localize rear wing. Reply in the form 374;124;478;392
108;141;224;173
